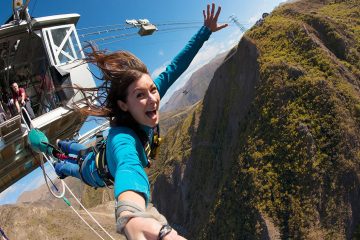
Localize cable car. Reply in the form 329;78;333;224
0;1;96;193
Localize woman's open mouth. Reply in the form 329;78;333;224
146;110;157;119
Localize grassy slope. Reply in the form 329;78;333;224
202;0;360;239
152;0;360;239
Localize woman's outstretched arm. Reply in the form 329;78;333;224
154;3;228;98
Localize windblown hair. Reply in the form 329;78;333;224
77;44;150;144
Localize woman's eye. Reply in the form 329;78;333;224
136;93;144;98
151;88;158;94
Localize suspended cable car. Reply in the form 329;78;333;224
125;18;158;36
0;1;97;193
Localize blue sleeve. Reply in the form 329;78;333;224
154;26;212;98
108;130;150;203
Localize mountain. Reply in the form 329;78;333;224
16;177;83;209
160;51;228;113
150;0;360;239
0;201;122;240
0;177;116;239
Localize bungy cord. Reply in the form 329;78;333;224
22;107;116;240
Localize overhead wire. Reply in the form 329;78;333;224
93;25;201;46
81;22;205;46
77;23;129;31
79;25;136;38
98;26;198;46
84;32;138;43
77;20;203;32
96;26;200;46
78;20;236;42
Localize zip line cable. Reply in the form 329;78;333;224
77;18;250;48
91;26;201;46
79;20;248;45
79;22;202;41
77;23;129;31
83;32;139;43
88;24;242;47
85;24;246;47
82;24;204;45
97;35;139;46
77;19;248;32
78;20;240;40
77;20;203;33
79;26;136;38
96;27;198;46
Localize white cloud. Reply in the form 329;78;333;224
151;61;169;79
248;13;262;25
158;50;164;56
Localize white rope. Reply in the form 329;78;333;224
69;205;107;240
24;111;116;240
40;152;116;240
64;183;117;240
40;154;66;199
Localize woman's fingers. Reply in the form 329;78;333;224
203;3;228;32
207;4;210;19
210;3;215;19
214;5;221;21
215;23;228;32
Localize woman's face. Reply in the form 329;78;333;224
117;74;160;127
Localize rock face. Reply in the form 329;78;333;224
152;34;262;238
151;0;360;239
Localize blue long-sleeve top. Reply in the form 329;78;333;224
106;26;212;203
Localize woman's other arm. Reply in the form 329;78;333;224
154;3;227;98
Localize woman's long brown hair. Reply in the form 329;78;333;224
75;44;150;144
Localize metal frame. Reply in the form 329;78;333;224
42;24;84;66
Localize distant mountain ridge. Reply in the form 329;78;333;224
160;51;228;113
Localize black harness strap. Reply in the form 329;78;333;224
95;141;114;186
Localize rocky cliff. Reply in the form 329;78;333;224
151;0;360;239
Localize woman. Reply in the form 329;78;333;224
55;3;227;239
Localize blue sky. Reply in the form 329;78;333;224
0;0;287;204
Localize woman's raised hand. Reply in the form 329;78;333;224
203;3;228;32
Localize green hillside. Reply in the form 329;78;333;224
151;0;360;239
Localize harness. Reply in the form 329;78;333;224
78;125;162;187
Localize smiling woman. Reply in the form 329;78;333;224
117;74;161;127
49;3;227;240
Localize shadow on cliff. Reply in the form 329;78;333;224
153;36;275;239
